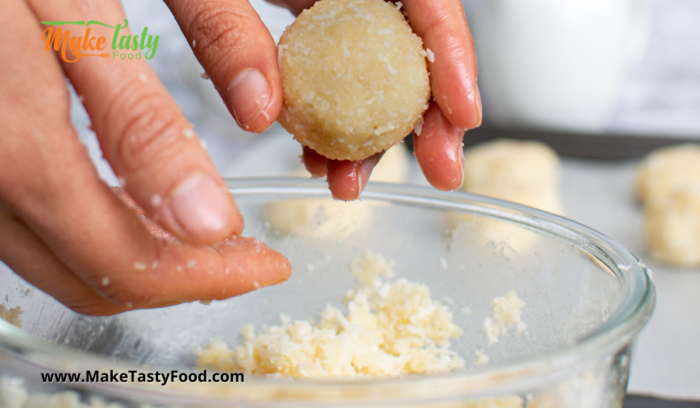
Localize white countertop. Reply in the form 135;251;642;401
559;160;700;399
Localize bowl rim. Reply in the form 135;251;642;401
0;177;655;404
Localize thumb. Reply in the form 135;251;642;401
165;0;283;133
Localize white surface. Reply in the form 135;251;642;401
560;159;700;399
224;132;700;400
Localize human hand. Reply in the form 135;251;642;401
164;0;480;200
0;0;291;315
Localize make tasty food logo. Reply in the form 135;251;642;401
40;19;159;62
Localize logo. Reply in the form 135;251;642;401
41;20;160;63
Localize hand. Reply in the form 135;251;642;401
0;0;291;316
164;0;480;200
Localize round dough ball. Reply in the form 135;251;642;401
635;144;700;205
277;0;430;161
446;213;540;255
447;139;562;253
264;144;411;238
645;188;700;267
366;143;410;183
265;198;370;239
461;139;562;214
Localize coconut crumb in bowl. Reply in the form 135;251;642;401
195;252;467;378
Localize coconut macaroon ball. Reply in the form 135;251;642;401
636;144;700;266
461;139;563;214
264;144;411;239
277;0;431;161
445;140;562;254
645;188;700;267
635;144;700;205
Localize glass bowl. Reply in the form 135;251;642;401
0;178;655;407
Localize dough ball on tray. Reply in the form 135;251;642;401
265;145;411;239
446;139;563;254
461;139;562;214
635;144;700;205
645;188;700;267
637;144;700;266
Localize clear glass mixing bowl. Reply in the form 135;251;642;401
0;178;655;408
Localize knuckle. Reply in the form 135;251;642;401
106;85;184;174
187;4;252;68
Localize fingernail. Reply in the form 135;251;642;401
474;86;483;128
455;142;465;190
169;173;233;239
356;154;382;198
344;161;363;201
227;69;271;127
358;161;374;193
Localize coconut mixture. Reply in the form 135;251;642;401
0;304;22;329
636;144;700;266
264;144;410;239
277;0;430;161
461;139;563;215
483;290;527;345
195;252;466;378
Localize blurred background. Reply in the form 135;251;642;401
74;0;700;177
68;0;700;405
462;0;700;160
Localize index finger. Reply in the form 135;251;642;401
402;0;481;130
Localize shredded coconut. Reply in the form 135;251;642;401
151;194;162;207
475;350;489;366
425;48;435;63
182;128;195;139
414;116;424;136
484;290;526;345
195;252;464;378
0;376;142;408
347;4;368;18
0;304;23;328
